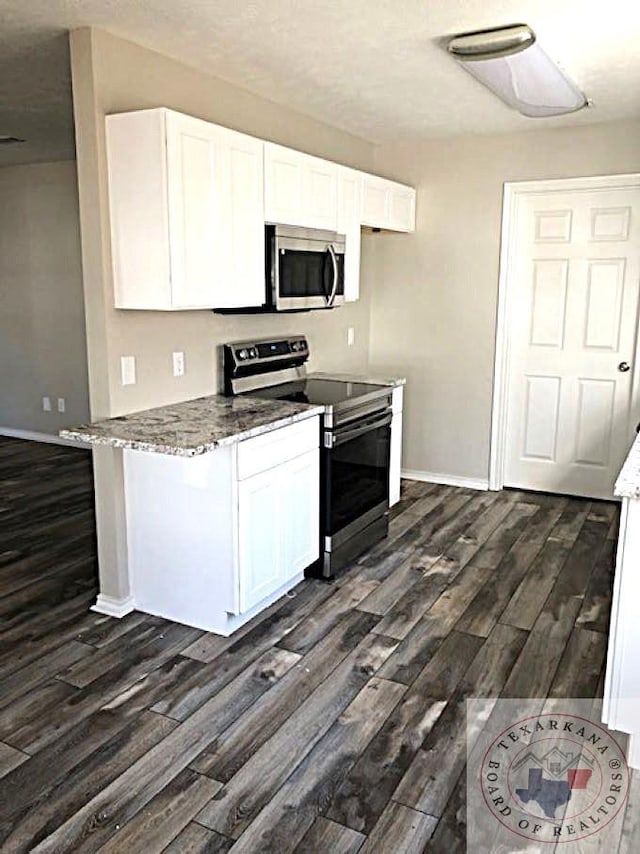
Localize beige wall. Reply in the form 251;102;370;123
70;28;376;423
0;161;89;433
370;120;640;482
69;27;376;603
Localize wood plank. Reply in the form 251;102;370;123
576;537;616;634
191;610;378;781
0;711;178;850
163;822;233;853
0;742;27;780
548;627;608;699
277;577;380;654
295;817;365;854
4;621;202;753
0;640;94;711
224;677;406;852
325;630;482;833
195;633;399;840
455;500;568;637
392;622;527;817
150;579;335;721
27;647;300;852
468;500;539;570
427;768;466;854
97;768;220;854
376;564;493;685
359;801;438;853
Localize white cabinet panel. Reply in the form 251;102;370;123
165;112;219;308
338;167;362;302
106;108;265;310
282;450;320;574
361;174;416;232
238;466;284;612
264;142;337;230
389;385;404;507
216;128;265;308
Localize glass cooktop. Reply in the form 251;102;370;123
250;378;386;407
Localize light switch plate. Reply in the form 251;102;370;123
120;355;136;386
347;327;355;346
57;397;66;413
42;396;51;412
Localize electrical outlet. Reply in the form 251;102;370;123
347;327;355;347
172;351;185;377
120;355;136;386
57;397;66;413
42;396;51;412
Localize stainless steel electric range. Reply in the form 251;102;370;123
223;335;393;577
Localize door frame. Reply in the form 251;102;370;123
489;173;640;492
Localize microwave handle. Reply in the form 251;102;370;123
326;245;339;307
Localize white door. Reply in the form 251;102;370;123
504;185;640;499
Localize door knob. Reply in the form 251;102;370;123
618;361;631;372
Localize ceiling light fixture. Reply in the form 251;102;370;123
447;24;587;118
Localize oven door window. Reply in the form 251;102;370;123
279;250;345;299
324;422;390;536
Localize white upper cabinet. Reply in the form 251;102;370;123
106;108;264;310
337;167;363;302
264;142;338;230
361;173;416;232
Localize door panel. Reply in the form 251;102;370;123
237;468;283;613
504;186;640;498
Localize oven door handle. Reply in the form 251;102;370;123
326;244;339;307
325;411;392;449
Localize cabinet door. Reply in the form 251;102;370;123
265;143;338;230
361;174;391;228
389;185;416;232
165;111;221;308
338;167;362;302
215;128;265;308
237;466;284;613
281;449;320;577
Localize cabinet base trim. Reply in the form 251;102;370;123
91;594;136;619
402;469;489;491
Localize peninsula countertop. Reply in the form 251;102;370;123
615;431;640;499
59;394;324;457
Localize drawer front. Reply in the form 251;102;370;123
237;416;320;480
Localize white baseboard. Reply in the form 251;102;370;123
402;468;489;491
91;594;135;619
0;427;90;449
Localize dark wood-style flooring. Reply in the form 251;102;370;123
0;435;638;852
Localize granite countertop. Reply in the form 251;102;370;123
60;395;323;457
615;432;640;498
308;371;406;387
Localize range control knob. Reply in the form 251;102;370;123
237;348;249;360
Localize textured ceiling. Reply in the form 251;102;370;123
1;0;640;166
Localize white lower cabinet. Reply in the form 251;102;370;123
124;417;320;635
389;385;404;507
238;448;319;613
603;495;640;767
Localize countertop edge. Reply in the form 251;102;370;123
59;405;324;457
307;372;406;387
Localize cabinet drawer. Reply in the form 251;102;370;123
236;417;320;480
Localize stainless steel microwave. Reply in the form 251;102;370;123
267;225;346;311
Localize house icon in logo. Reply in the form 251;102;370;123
512;748;595;819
